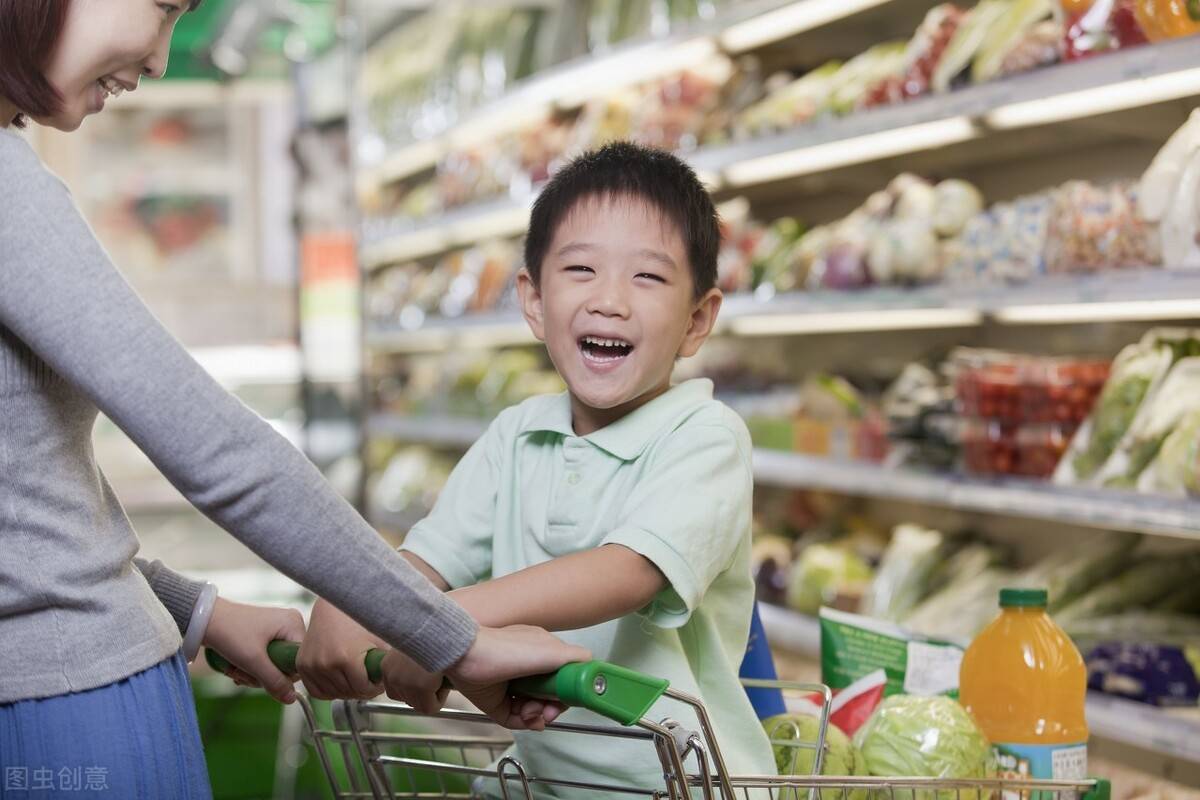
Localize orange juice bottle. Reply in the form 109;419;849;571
959;589;1089;786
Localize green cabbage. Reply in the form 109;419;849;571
853;696;993;800
764;713;869;800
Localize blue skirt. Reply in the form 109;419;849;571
0;650;211;799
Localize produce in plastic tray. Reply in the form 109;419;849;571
1055;337;1175;484
852;695;995;794
1055;551;1200;623
1043;180;1162;273
942;192;1052;285
1096;356;1200;487
954;351;1109;426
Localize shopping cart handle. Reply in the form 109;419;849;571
512;661;670;726
204;641;386;684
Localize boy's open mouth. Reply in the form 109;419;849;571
579;335;634;364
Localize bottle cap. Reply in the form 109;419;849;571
1000;588;1048;608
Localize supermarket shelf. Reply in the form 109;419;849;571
361;197;531;268
759;603;1200;765
361;0;936;187
365;271;1200;352
753;450;1200;541
367;413;488;448
361;35;1200;206
365;412;1200;539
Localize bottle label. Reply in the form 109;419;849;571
993;742;1087;800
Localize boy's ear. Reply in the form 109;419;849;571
516;269;546;342
678;287;722;359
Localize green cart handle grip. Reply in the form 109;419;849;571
512;660;669;726
205;641;386;684
207;642;668;726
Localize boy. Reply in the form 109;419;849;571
300;141;776;796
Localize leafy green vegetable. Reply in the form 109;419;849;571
1074;375;1152;479
1022;533;1140;613
787;543;874;615
853;696;993;800
764;713;868;798
1055;553;1200;623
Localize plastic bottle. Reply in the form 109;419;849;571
959;588;1089;784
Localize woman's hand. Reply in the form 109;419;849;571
202;597;305;704
296;597;387;700
445;625;591;730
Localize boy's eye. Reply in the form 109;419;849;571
565;265;594;275
636;272;666;283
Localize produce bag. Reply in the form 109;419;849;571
1023;532;1140;612
1055;551;1200;623
1138;407;1200;495
1054;338;1174;484
1042;180;1162;274
1096;357;1200;487
972;0;1056;83
932;0;1011;91
1139;108;1200;270
1086;642;1200;707
861;5;965;105
1062;0;1149;59
1065;611;1200;650
863;524;948;621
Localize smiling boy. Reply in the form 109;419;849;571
300;141;776;796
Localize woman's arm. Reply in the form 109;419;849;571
0;133;476;673
133;557;204;638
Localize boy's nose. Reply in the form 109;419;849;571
586;291;630;318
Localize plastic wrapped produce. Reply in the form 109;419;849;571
932;0;1011;91
1086;642;1200;707
943;193;1052;285
1043;181;1162;273
1139;407;1200;495
1066;611;1200;648
1055;339;1174;484
863;525;947;622
1055;552;1200;623
810;229;874;290
735;61;842;137
1133;0;1200;40
827;43;909;113
996;18;1064;76
973;0;1056;82
868;219;941;284
1139;108;1200;269
1097;357;1200;487
904;568;1016;640
1022;532;1140;612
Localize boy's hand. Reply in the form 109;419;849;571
445;625;590;730
297;597;387;700
380;649;449;713
202;597;305;705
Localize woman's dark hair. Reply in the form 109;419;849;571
0;0;203;128
523;141;721;299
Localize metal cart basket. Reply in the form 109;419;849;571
208;644;1110;800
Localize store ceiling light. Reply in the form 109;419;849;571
994;298;1200;324
719;0;897;53
986;67;1200;129
723;116;979;187
728;307;983;336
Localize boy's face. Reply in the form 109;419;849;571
518;194;722;435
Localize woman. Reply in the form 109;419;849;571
0;2;587;797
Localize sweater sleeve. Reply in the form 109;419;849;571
0;133;477;673
134;558;205;637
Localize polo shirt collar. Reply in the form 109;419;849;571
522;379;715;461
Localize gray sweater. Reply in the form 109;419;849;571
0;129;477;703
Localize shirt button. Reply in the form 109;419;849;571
566;472;581;485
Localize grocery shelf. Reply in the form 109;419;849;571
365;411;1200;539
365;271;1200;352
758;603;1200;765
361;197;531;268
359;35;1200;220
752;450;1200;541
360;0;945;188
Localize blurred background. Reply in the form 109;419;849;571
19;0;1200;796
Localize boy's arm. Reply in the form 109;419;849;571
402;551;452;592
448;544;666;631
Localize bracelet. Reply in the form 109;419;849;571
182;581;219;663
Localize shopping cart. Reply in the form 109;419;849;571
207;644;1110;800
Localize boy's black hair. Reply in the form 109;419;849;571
523;141;720;299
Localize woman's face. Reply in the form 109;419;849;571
38;0;187;131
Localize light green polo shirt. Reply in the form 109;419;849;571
402;378;776;799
